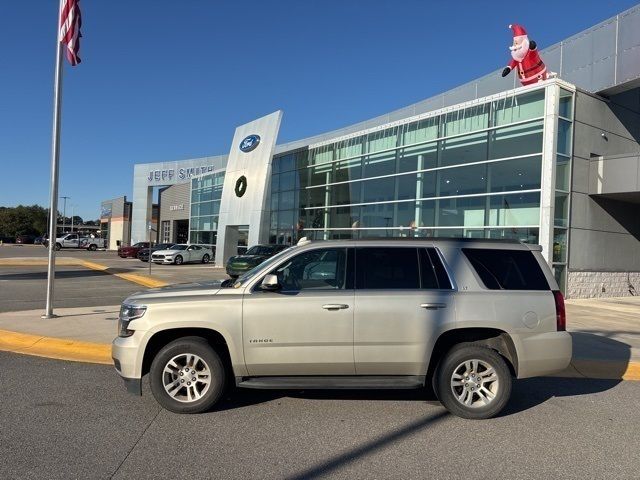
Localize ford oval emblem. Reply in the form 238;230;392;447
239;134;261;153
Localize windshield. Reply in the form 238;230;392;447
169;245;187;251
232;246;294;288
246;245;278;256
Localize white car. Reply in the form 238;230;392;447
151;244;213;265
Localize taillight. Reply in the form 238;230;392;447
553;290;566;331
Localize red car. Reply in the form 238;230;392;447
118;242;150;258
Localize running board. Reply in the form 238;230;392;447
235;375;425;390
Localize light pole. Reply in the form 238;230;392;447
70;204;74;232
60;196;70;233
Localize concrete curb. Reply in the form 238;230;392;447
0;329;111;365
0;257;168;289
0;327;638;381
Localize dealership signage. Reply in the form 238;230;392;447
169;204;185;211
239;134;260;152
147;165;216;183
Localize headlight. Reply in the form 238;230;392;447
118;304;146;337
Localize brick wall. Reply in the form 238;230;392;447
567;271;640;298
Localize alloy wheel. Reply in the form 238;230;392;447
162;353;212;403
450;359;499;408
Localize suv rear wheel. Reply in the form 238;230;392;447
149;337;226;414
435;344;512;420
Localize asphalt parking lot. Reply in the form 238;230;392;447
1;244;640;478
0;245;228;313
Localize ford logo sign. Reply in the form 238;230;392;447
239;134;261;153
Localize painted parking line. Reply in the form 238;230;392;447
0;257;168;289
0;329;111;365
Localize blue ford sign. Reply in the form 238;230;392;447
239;134;261;152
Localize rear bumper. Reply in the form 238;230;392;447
514;331;572;378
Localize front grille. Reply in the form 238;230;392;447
152;255;165;260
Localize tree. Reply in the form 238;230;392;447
0;205;49;237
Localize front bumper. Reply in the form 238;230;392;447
112;335;144;395
514;331;572;378
152;257;176;264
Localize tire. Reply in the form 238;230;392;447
202;254;210;264
88;244;97;251
149;337;226;414
435;344;512;420
54;243;62;251
174;255;183;265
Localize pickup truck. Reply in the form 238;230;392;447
43;233;107;251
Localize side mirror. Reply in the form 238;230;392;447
260;274;281;291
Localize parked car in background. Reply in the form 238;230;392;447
137;243;175;262
118;242;150;258
226;244;290;278
15;234;37;244
34;235;46;245
43;233;107;251
151;244;213;265
113;237;571;419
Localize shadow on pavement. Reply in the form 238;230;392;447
0;269;111;281
568;331;633;380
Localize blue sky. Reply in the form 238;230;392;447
1;0;637;220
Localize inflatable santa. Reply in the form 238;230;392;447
501;24;548;86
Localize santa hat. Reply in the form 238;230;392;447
509;24;527;39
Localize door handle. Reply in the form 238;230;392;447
322;304;349;310
420;303;447;310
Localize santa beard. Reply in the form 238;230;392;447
510;36;530;62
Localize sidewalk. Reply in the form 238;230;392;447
0;299;638;380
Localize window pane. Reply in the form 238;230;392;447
367;127;398;154
356;248;420;289
277;209;295;230
362;177;396;203
419;248;439;289
271;174;280;194
397;172;436;200
556;155;570;191
279;190;295;210
272;248;347;291
554;192;569;227
440;131;488;167
462;248;549;290
488;192;540;226
396;200;436;228
438;196;486;227
361;203;395;228
553;228;568;262
489;120;543;159
427;247;453;289
335;136;365;160
334;157;362;182
309;163;332;186
443;103;489;136
438;164;487;197
488;156;541;192
279;170;297;191
553;264;567;292
487;227;539;244
333;182;361;205
279;154;295;172
310;145;334;165
493;89;545;126
398;142;437;173
559;89;573;118
329;206;361;229
270;193;279;212
304;208;326;229
402;117;438;145
308;186;327;208
363;151;396;178
557;119;572;156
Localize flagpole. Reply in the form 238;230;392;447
43;1;65;319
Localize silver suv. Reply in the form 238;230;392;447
112;238;571;419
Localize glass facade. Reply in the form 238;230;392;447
270;88;547;244
189;171;224;245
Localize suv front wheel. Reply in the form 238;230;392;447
149;337;226;414
435;344;512;420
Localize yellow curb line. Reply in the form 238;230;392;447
572;359;640;381
0;329;112;365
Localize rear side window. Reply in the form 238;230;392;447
356;248;420;289
462;248;549;290
419;248;453;289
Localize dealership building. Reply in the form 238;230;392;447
115;5;640;298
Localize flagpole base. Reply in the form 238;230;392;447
41;313;59;319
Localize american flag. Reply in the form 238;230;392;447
59;0;82;66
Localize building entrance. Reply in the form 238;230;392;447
174;220;189;244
